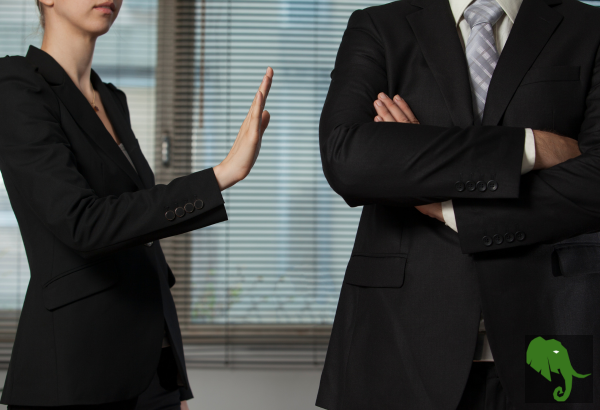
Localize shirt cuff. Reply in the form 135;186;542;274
441;200;458;232
521;128;536;174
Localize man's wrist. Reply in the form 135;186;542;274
441;200;458;232
522;128;536;174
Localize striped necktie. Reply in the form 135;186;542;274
464;0;505;123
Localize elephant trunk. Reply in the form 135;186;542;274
554;371;572;402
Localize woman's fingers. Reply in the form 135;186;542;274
378;93;410;123
259;67;274;103
250;91;264;135
260;110;271;137
241;69;273;132
393;95;419;124
214;70;273;192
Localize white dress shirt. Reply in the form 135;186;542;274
441;0;536;233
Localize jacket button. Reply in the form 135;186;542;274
487;180;498;191
504;233;515;243
184;203;195;213
516;231;526;241
482;236;493;247
455;182;465;192
165;210;176;221
194;199;204;210
175;207;186;218
476;181;487;192
466;181;476;192
493;234;503;245
144;242;154;247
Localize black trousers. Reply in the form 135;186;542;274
8;347;181;410
457;362;516;410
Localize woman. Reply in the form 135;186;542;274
0;0;273;408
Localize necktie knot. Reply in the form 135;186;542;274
464;0;504;30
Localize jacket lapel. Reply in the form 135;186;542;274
25;46;146;191
482;0;563;125
407;0;474;127
92;73;156;189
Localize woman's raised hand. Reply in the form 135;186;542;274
213;67;274;191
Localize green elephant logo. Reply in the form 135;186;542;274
526;336;591;402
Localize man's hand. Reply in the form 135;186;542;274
415;203;444;223
533;130;581;170
373;93;445;224
373;93;420;124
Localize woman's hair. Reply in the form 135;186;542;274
35;0;45;30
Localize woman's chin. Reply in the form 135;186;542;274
85;22;113;37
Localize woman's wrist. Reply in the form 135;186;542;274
213;163;236;191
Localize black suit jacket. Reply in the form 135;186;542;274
317;0;600;409
0;46;228;406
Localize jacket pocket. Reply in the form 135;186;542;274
551;242;600;278
521;66;580;86
343;254;407;288
43;259;121;311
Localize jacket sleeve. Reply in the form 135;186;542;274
320;9;526;208
0;61;227;259
453;41;600;254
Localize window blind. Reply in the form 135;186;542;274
0;0;158;366
155;0;382;368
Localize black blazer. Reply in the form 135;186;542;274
0;46;228;406
317;0;600;408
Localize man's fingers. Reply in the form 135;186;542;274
378;93;410;123
393;95;419;124
374;100;396;122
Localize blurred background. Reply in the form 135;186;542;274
0;0;599;409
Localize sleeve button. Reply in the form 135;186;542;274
455;182;465;192
476;181;487;192
175;207;186;218
504;233;515;243
516;231;526;241
493;234;503;245
482;236;493;247
466;181;476;192
487;180;498;191
184;203;195;213
165;210;176;221
194;199;204;210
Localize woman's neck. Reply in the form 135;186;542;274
41;27;97;98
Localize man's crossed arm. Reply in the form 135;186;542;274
371;92;582;227
320;9;600;253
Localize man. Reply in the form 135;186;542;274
316;0;600;408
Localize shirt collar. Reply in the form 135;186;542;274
449;0;523;25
